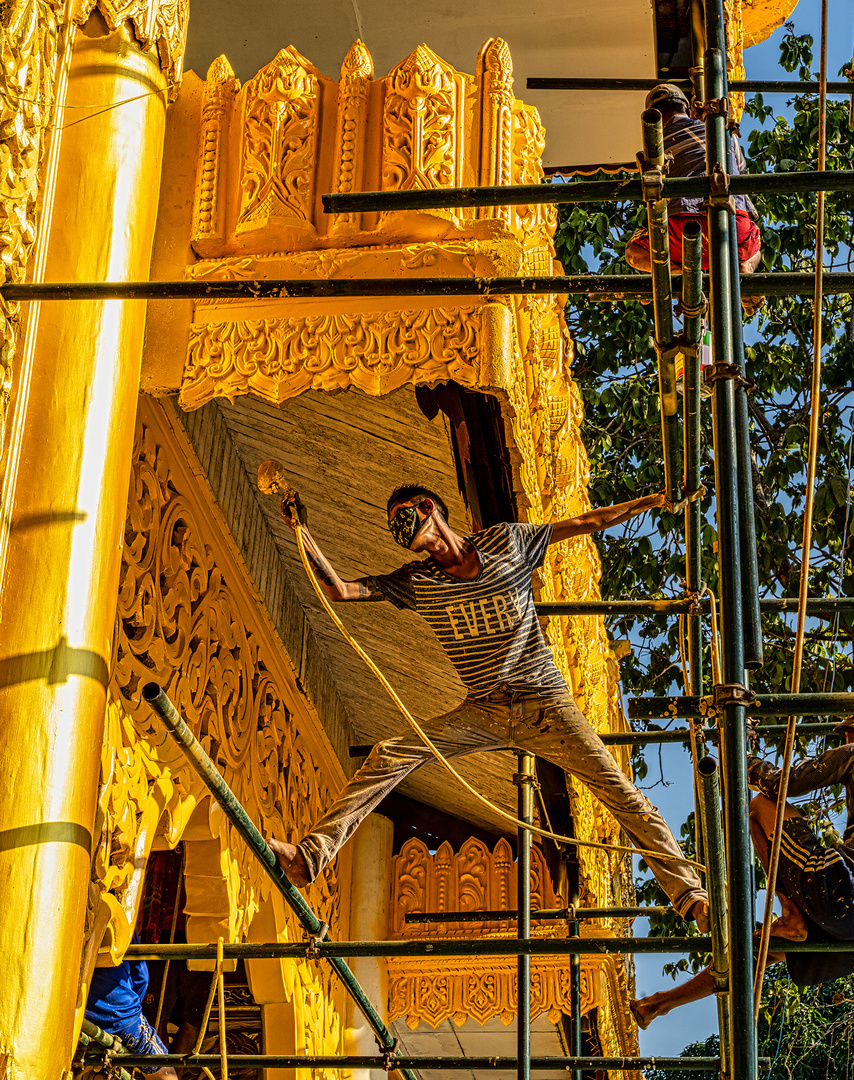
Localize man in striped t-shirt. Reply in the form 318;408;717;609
270;484;710;930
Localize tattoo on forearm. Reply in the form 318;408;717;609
352;579;385;602
306;548;338;589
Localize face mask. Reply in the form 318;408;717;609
389;502;427;549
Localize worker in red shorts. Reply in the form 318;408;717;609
625;83;762;276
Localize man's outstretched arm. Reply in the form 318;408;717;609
295;526;385;603
549;493;666;544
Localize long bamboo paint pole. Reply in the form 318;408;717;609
753;0;831;1023
642;109;682;506
681;221;708;875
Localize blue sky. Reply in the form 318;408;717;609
633;0;854;1059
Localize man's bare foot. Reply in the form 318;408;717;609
268;839;311;887
630;998;654;1030
691;899;711;934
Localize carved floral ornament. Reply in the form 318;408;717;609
84;398;346;1062
386;838;635;1056
188;37;553;255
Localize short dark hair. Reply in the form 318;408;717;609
387;484;449;523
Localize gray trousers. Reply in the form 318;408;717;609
299;688;706;920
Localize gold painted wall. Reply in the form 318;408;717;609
81;394;351;1062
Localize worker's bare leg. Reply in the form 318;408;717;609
740;249;762;273
749;793;809;941
630;966;715;1029
273;700;511;886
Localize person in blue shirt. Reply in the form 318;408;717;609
85;937;177;1078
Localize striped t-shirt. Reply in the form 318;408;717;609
368;522;567;698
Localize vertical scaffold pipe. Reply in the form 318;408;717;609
568;901;583;1080
642;109;683;507
516;754;534;1080
696;757;731;1076
703;17;756;1080
681;221;708;876
141;684;417;1080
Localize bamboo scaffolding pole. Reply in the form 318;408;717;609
642;109;682;505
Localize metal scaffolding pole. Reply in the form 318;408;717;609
321;170;854;214
696;757;731;1075
141;683;416;1080
516;754;534;1080
115;1052;768;1072
4;272;854;303
525;77;854;94
119;936;854;961
628;692;854;719
703;4;755;1069
535;597;854;615
404;905;671;923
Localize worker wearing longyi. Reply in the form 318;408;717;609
624;83;762;276
631;734;854;1029
269;483;711;931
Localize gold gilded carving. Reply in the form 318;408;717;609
387;838;619;1030
236;46;324;244
192;55;238;255
477;38;514;226
330;40;374;238
73;0;189;89
380;45;471;228
81;398;350;1073
0;0;62;453
391;837;560;939
181;305;493;409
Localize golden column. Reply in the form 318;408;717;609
0;6;185;1075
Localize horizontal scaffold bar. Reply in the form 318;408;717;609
536;597;854;616
4;272;854;303
349;722;840;756
629;693;854;721
114;1053;764;1072
404;905;670;923
527;77;854;94
323;169;854;214
124;936;712;961
121;936;854;961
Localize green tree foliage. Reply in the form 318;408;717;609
554;25;854;703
